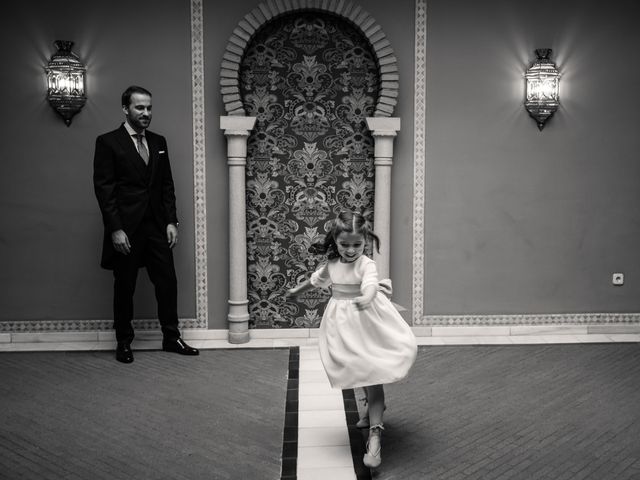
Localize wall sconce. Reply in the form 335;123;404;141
525;49;560;130
45;40;87;126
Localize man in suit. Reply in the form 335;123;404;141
93;85;199;363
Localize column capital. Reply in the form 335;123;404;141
220;115;257;135
366;117;401;136
367;117;400;163
221;116;256;162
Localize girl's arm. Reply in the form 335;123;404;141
353;284;377;310
285;279;315;298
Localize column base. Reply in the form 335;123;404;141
228;329;250;344
227;308;250;344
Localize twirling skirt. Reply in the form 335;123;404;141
318;284;418;389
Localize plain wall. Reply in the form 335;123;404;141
1;0;639;330
425;0;640;314
0;0;195;322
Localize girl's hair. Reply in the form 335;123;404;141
309;211;381;260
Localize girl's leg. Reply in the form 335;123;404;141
357;386;387;428
356;388;369;428
365;384;385;426
363;384;385;468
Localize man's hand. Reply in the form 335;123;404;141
167;224;178;249
111;229;131;255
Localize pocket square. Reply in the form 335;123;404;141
159;150;166;154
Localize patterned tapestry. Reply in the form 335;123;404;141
239;12;380;328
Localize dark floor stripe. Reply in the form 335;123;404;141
281;346;299;480
342;388;372;480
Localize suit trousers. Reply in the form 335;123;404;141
112;217;180;344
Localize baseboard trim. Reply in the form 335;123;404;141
2;313;640;338
419;313;640;326
2;323;640;348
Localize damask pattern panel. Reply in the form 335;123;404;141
240;12;380;328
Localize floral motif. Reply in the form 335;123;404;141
286;143;333;183
289;17;330;55
244;86;284;124
294;309;323;328
287;226;326;269
289;100;332;142
288;56;333;98
240;12;379;328
290;184;333;227
247;173;284;210
336;89;375;126
246;210;288;260
248;256;288;294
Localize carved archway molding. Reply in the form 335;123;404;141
219;0;399;117
220;2;401;343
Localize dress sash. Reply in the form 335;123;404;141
331;283;361;300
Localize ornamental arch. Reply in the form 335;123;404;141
220;2;399;117
219;1;401;342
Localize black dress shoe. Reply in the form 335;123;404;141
162;338;199;356
116;343;134;363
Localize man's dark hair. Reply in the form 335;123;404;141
121;85;152;107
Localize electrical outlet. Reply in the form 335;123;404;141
612;273;624;286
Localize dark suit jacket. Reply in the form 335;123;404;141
93;124;178;269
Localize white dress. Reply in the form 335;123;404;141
310;255;418;389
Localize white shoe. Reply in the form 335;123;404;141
363;424;383;469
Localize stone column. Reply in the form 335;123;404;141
366;117;401;280
220;116;256;344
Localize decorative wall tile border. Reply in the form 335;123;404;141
412;0;427;325
191;0;208;328
0;319;201;333
419;313;640;326
219;0;399;117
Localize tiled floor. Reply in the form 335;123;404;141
297;346;356;480
0;348;289;480
1;333;639;479
292;335;640;479
2;327;640;480
290;333;640;480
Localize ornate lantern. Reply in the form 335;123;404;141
525;49;560;130
45;40;87;126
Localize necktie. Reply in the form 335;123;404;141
134;134;149;165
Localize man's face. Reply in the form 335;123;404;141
123;93;152;131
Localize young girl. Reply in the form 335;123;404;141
286;211;417;469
